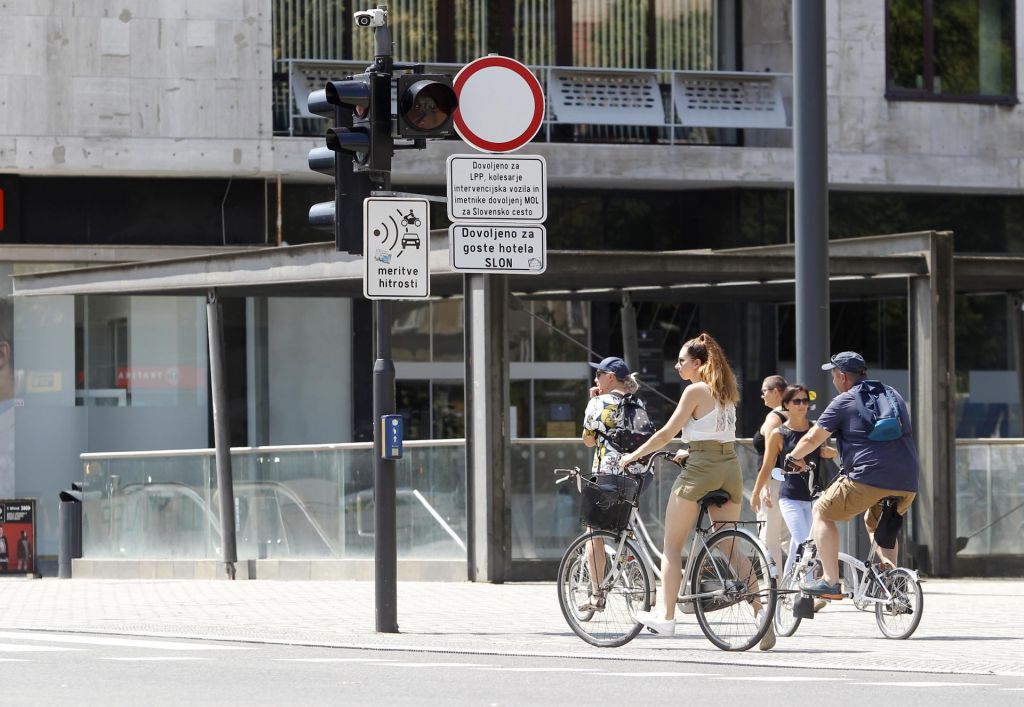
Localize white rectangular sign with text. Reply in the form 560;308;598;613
446;154;547;223
363;198;430;300
449;223;547;274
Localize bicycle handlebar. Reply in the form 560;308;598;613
782;455;817;474
552;449;683;484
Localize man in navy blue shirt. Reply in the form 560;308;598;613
784;351;919;598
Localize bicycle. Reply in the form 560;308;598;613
772;465;923;640
554;450;777;651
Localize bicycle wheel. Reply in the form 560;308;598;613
773;567;802;637
874;568;923;639
691;528;776;651
556;530;651;647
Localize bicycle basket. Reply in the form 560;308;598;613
579;473;639;531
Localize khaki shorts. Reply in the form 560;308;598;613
671;441;744;505
814;475;916;529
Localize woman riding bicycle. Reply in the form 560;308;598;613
619;332;774;649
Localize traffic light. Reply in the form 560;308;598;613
396;74;458;138
306;73;390;253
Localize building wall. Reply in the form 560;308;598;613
826;1;1024;191
0;0;273;176
3;1;1023;193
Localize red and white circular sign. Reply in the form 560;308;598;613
453;55;545;154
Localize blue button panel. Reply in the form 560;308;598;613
381;414;403;459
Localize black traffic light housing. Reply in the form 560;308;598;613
306;74;381;254
396;74;458;138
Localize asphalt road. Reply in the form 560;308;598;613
4;631;1023;706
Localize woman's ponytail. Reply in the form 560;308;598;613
623;373;640;394
683;332;739;404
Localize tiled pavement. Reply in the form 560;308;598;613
0;578;1020;676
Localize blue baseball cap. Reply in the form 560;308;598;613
589;356;630;379
821;351;867;374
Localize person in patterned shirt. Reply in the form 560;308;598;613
578;356;640;612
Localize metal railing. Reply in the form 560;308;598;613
80;436;1024;564
279;59;791;145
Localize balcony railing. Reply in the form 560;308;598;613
276;59;792;146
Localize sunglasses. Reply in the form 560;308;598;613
790;398;810;405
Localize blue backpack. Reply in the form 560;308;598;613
853;381;904;442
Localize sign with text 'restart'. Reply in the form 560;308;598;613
449;224;546;274
363;198;430;300
446;154;546;223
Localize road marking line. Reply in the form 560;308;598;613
373;662;494;668
717;677;847;682
0;632;248;651
483;667;602;673
852;682;997;688
0;658;29;662
102;657;211;662
0;642;84;653
596;672;718;677
273;658;389;663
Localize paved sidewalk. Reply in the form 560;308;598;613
0;578;1020;676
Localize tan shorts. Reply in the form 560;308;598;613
814;475;916;529
671;441;744;505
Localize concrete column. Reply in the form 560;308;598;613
206;289;237;580
1011;293;1024;438
908;231;956;576
464;274;511;582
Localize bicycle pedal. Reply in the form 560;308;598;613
793;595;816;619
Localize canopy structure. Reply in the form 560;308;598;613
14;231;1024;578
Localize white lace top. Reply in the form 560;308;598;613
681;401;737;443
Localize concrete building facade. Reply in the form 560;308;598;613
1;1;1022;574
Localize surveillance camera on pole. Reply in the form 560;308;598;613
353;8;386;27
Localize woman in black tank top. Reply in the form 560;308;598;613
755;384;837;577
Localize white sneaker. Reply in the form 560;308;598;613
634;610;676;636
756;608;776;651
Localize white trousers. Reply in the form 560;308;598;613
778;495;814;577
757;478;791;571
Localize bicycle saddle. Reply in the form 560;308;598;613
698;490;730;508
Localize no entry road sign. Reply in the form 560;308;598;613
453;55;545;153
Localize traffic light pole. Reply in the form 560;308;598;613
370;26;398;635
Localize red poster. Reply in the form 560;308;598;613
0;499;36;575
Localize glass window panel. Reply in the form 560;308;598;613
396;381;430;440
888;0;926;91
509;303;533;363
510;380;532;438
532;301;589;362
431;300;464;362
533;379;588;437
431;381;465;438
888;0;1015;99
392;302;431;361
